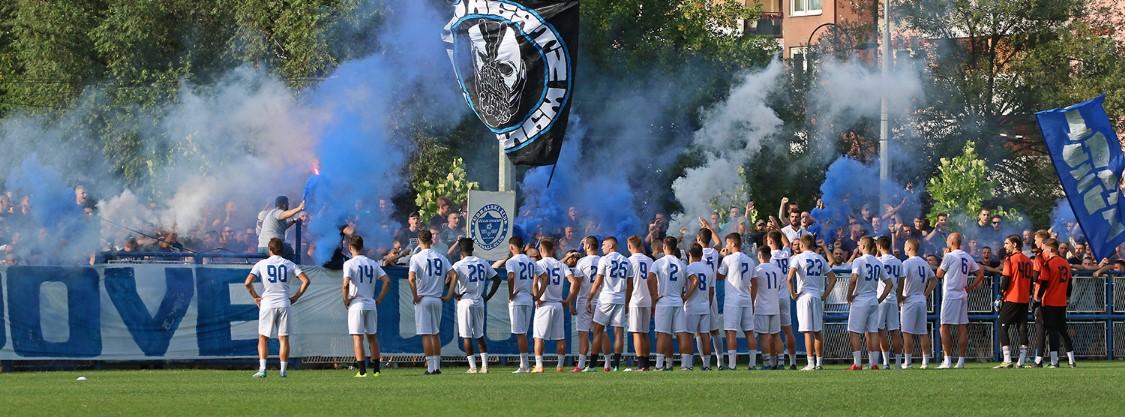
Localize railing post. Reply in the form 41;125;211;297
294;219;303;265
1108;275;1115;360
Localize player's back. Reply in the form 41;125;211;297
850;254;883;303
770;248;792;293
597;252;632;304
574;255;601;302
901;256;932;300
410;248;450;298
506;253;538;305
684;261;711;314
453;256;495;303
344;255;383;309
252;255;300;308
628;253;655;307
877;255;902;303
702;247;720;274
753;263;783;315
536;257;568;303
939;249;977;299
1003;252;1033;304
653;255;686;305
791;251;827;296
1041;256;1071;307
719;252;755;307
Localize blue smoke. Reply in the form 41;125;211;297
810;156;922;244
517;116;643;241
303;0;465;263
4;154;97;263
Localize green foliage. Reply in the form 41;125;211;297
413;156;478;221
926;141;1022;226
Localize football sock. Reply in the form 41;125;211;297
943;355;952;365
1018;346;1027;366
577;354;587;369
655;354;665;369
870;352;881;368
425;356;433;372
467;355;477;370
638;356;649;369
789;353;797;366
816;356;823;367
280;361;288;373
894;354;902;367
956;357;965;367
1050;351;1058;366
727;350;737;368
921;354;931;367
748;350;758;368
480;353;489;368
806;354;815;367
1066;352;1075;364
852;351;862;367
1034;355;1043;365
557;354;566;368
357;360;367;375
712;335;723;368
372;358;380;373
684;355;693;369
535;356;543;369
602;354;611;369
703;355;712;369
904;353;912;366
258;359;267;372
519;353;529;369
1002;346;1012;363
882;351;891;367
613;353;622;369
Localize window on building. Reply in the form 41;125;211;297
792;0;823;16
790;47;810;72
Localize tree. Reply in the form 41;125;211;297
414;156;479;221
927;140;1021;226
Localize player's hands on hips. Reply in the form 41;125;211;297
441;296;451;303
586;303;593;314
847;294;855;303
289;295;300;305
413;295;422;304
253;297;262;307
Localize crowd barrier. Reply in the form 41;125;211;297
0;264;1120;367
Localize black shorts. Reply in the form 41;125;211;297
999;302;1029;325
1041;306;1068;328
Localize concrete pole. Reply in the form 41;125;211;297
878;0;892;207
498;144;515;192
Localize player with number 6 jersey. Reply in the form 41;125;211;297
244;238;310;378
935;232;985;369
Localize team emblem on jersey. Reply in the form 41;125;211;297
472;203;510;250
444;0;573;152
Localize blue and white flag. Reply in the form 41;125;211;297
1037;95;1125;260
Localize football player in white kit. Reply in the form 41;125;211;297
787;235;837;370
451;238;501;374
408;230;456;375
683;243;714;370
587;236;633;371
566;236;606;372
846;237;892;370
898;238;935;369
341;236;391;378
716;232;758;370
532;238;572;373
767;231;798;370
245;238;310;378
935;232;985;369
875;236;903;369
753;246;784;369
625;235;657;371
652;236;689;371
505;236;541;373
696;227;725;369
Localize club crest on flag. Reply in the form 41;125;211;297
472;203;510;250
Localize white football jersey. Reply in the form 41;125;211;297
574;254;601;302
653;254;687;307
717;252;755;308
789;251;828;296
536;257;571;303
753;263;784;315
877;254;903;305
770;248;792;294
453;256;497;304
684;261;712;315
597;251;633;305
506;254;541;306
850;254;886;305
901;256;933;301
343;255;385;310
250;255;302;309
409;248;451;298
939;249;979;300
628;253;655;308
702;247;720;275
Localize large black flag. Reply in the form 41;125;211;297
444;0;578;167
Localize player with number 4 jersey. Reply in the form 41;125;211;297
898;239;935;369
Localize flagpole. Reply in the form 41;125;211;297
499;144;514;192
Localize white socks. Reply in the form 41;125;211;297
577;354;587;369
1017;346;1027;366
807;354;815;367
467;355;478;370
869;352;880;368
259;359;267;372
683;355;693;369
703;355;712;369
748;350;758;367
852;351;863;366
904;353;912;366
279;361;288;373
727;350;737;369
815;356;823;367
894;354;902;367
1050;351;1059;366
655;354;665;369
602;354;612;369
1066;352;1075;364
922;354;931;366
535;355;543;369
956;357;965;367
882;351;891;367
519;353;529;369
481;353;489;369
942;355;952;366
1002;346;1012;363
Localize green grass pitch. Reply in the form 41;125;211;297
2;362;1122;416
